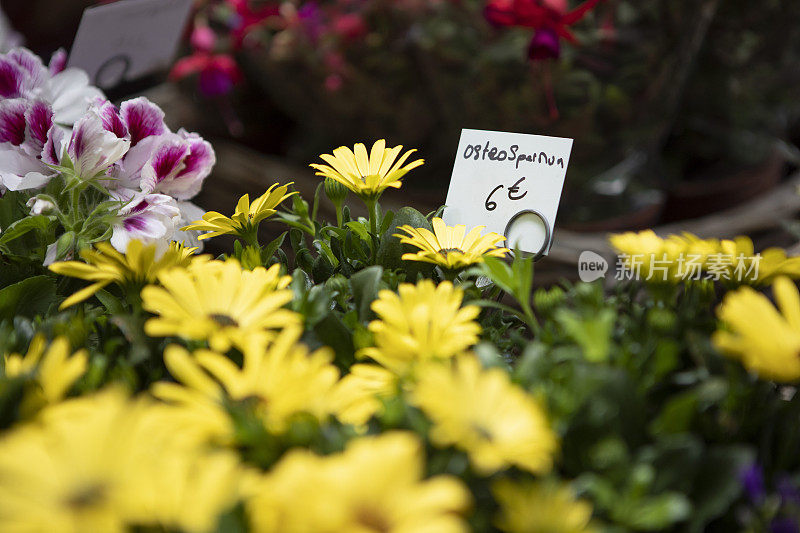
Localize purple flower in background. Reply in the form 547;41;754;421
771;518;800;533
110;188;180;254
528;28;561;60
198;63;237;97
741;464;766;504
297;1;324;42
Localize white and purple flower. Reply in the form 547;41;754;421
67;106;130;180
0;46;216;257
110;188;181;255
0;97;63;191
139;129;215;200
0;47;102;126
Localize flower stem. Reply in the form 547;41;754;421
334;200;344;228
366;198;380;236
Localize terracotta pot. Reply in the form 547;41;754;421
661;148;785;223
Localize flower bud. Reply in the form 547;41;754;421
26;197;55;215
324;177;348;204
240;245;263;270
325;274;349;296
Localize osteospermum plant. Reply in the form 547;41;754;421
15;119;800;533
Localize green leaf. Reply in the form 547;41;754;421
511;252;534;309
375;207;433;278
345;221;373;248
313;313;356;369
0;215;55;247
611;492;691;531
0;275;57;320
555;308;616;363
262;231;287;261
379;210;395;234
350;266;383;322
480;256;515;295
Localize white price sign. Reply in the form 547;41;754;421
67;0;193;90
443;129;573;257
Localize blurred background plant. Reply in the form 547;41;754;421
165;0;800;228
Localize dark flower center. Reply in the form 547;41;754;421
210;313;239;327
472;423;494;441
438;247;464;257
355;507;392;533
65;483;106;509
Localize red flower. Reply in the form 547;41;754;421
227;0;281;49
484;0;603;48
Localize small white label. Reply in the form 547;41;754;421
67;0;193;89
443;128;573;256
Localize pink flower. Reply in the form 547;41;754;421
190;25;216;54
170;53;242;98
332;13;367;41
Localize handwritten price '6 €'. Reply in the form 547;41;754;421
485;177;528;211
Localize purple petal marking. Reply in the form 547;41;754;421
123;215;149;232
42;126;64;165
68;116;88;162
8;48;45;81
176;134;214;179
0;99;28;146
0;59;25;98
120;97;166;147
24;100;54;151
129;199;150;214
49;48;68;75
96;101;129;140
150;141;189;185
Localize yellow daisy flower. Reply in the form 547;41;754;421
49;240;199;309
310;139;424;200
142;258;300;352
0;388;243;533
182;182;295;241
358;280;482;375
492;478;597;533
4;335;88;415
396;217;509;271
713;276;800;382
154;326;340;433
330;364;400;427
246;432;470;533
719;236;800;286
608;230;690;283
411;354;558;475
